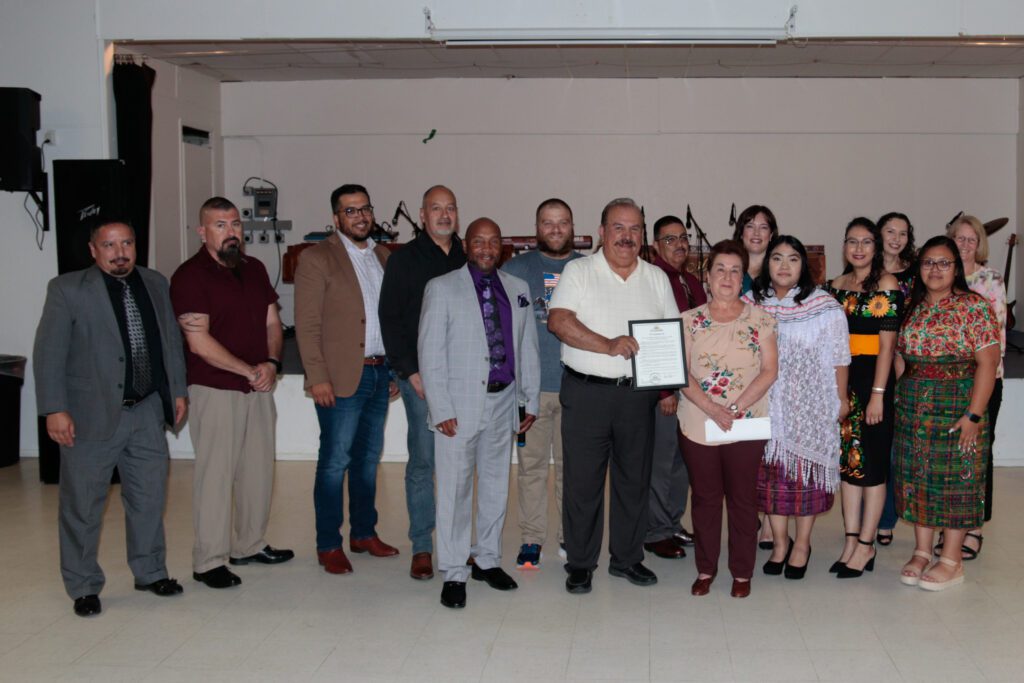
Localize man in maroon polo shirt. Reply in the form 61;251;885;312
171;196;294;589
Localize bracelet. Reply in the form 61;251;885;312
728;403;739;413
871;386;885;394
965;411;981;424
265;357;283;373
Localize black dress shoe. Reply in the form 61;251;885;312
673;529;695;547
608;562;658;586
471;564;518;590
193;565;242;589
229;545;295;565
565;567;593;594
135;578;184;596
73;594;101;617
440;581;466;608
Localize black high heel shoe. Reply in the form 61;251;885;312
757;516;774;550
829;532;859;573
836;539;875;579
762;537;793;576
784;546;812;580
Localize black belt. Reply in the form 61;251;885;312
122;394;152;408
564;365;632;387
487;381;510;393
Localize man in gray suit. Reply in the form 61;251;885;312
34;218;188;617
419;217;541;609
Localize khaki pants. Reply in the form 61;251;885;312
188;385;276;573
516;391;564;547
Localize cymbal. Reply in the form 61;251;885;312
985;217;1008;236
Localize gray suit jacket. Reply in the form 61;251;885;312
418;265;540;434
33;265;188;441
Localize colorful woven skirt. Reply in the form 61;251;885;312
757;460;834;516
893;355;988;529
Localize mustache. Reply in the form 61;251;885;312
613;239;637;248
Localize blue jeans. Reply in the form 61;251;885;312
398;377;435;554
313;365;389;552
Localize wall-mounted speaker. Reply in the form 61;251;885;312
0;87;43;192
53;159;129;274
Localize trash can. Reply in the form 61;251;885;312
0;355;27;468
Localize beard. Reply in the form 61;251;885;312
218;240;243;268
538;232;572;256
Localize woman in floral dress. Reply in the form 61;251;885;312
893;236;999;590
747;236;850;580
678;240;778;598
826;218;902;579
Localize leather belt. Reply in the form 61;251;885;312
122;394;152;408
363;356;387;366
564;365;632;387
487;381;510;393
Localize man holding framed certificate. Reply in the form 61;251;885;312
548;198;679;595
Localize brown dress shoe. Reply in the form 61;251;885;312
350;536;400;557
691;574;715;596
317;548;353;575
410;552;434;580
731;578;751;598
643;538;686;559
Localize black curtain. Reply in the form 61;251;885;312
112;60;156;267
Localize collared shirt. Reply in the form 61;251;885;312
101;268;165;401
170;247;279;393
549;250;678;379
379;229;466;379
339;233;386;357
467;264;515;385
652;254;707;312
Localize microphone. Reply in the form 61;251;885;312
391;202;403;226
729;203;737;227
685;204;693;230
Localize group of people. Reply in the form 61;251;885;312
32;184;1006;616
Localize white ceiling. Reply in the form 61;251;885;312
120;39;1024;81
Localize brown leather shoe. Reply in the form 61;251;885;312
350;536;400;557
317;548;353;575
731;578;751;598
410;552;434;580
643;538;686;559
691;574;715;596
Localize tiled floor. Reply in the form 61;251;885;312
0;458;1022;682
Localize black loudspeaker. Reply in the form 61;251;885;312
0;87;43;192
53;159;129;274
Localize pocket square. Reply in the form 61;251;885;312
517;294;530;308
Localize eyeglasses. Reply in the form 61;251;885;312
954;235;978;245
844;238;875;248
339;205;374;218
920;259;954;271
656;235;689;247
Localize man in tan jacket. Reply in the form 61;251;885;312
295;184;400;575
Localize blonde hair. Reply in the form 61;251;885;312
948;214;989;264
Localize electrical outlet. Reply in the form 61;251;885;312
243;233;253;244
258;231;269;244
43;129;57;145
274;231;285;243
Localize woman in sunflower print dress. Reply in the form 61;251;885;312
826;217;902;579
893;236;999;591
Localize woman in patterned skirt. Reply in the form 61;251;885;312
826;218;902;579
747;236;850;579
893;235;1000;591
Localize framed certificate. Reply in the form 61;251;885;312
628;318;687;391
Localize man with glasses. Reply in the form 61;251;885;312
379;185;466;580
295;184;400;575
548;198;679;594
644;215;707;559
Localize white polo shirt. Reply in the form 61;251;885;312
549;250;678;379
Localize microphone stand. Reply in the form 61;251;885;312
686;205;714;282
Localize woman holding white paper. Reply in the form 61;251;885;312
678;240;778;599
746;236;851;580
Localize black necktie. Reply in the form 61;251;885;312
480;276;506;369
120;279;152;396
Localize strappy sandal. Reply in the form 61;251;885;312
899;550;931;586
876;529;894;546
933;531;983;561
918;556;964;592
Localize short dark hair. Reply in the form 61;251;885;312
535;198;573;224
708;239;749;274
88;215;134;240
905;235;971;320
330;184;369;213
199;196;238;224
751;234;816;304
841;216;886;293
877;211;917;268
732;205;779;242
653;215;686;240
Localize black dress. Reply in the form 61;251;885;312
826;285;903;487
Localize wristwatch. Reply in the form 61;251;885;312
265;357;283;373
965;411;981;423
728;403;739;414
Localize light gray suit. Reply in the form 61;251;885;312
419;265;540;582
34;265;187;599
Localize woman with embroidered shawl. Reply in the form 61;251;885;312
746;236;851;579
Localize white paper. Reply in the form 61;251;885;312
704;417;772;443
